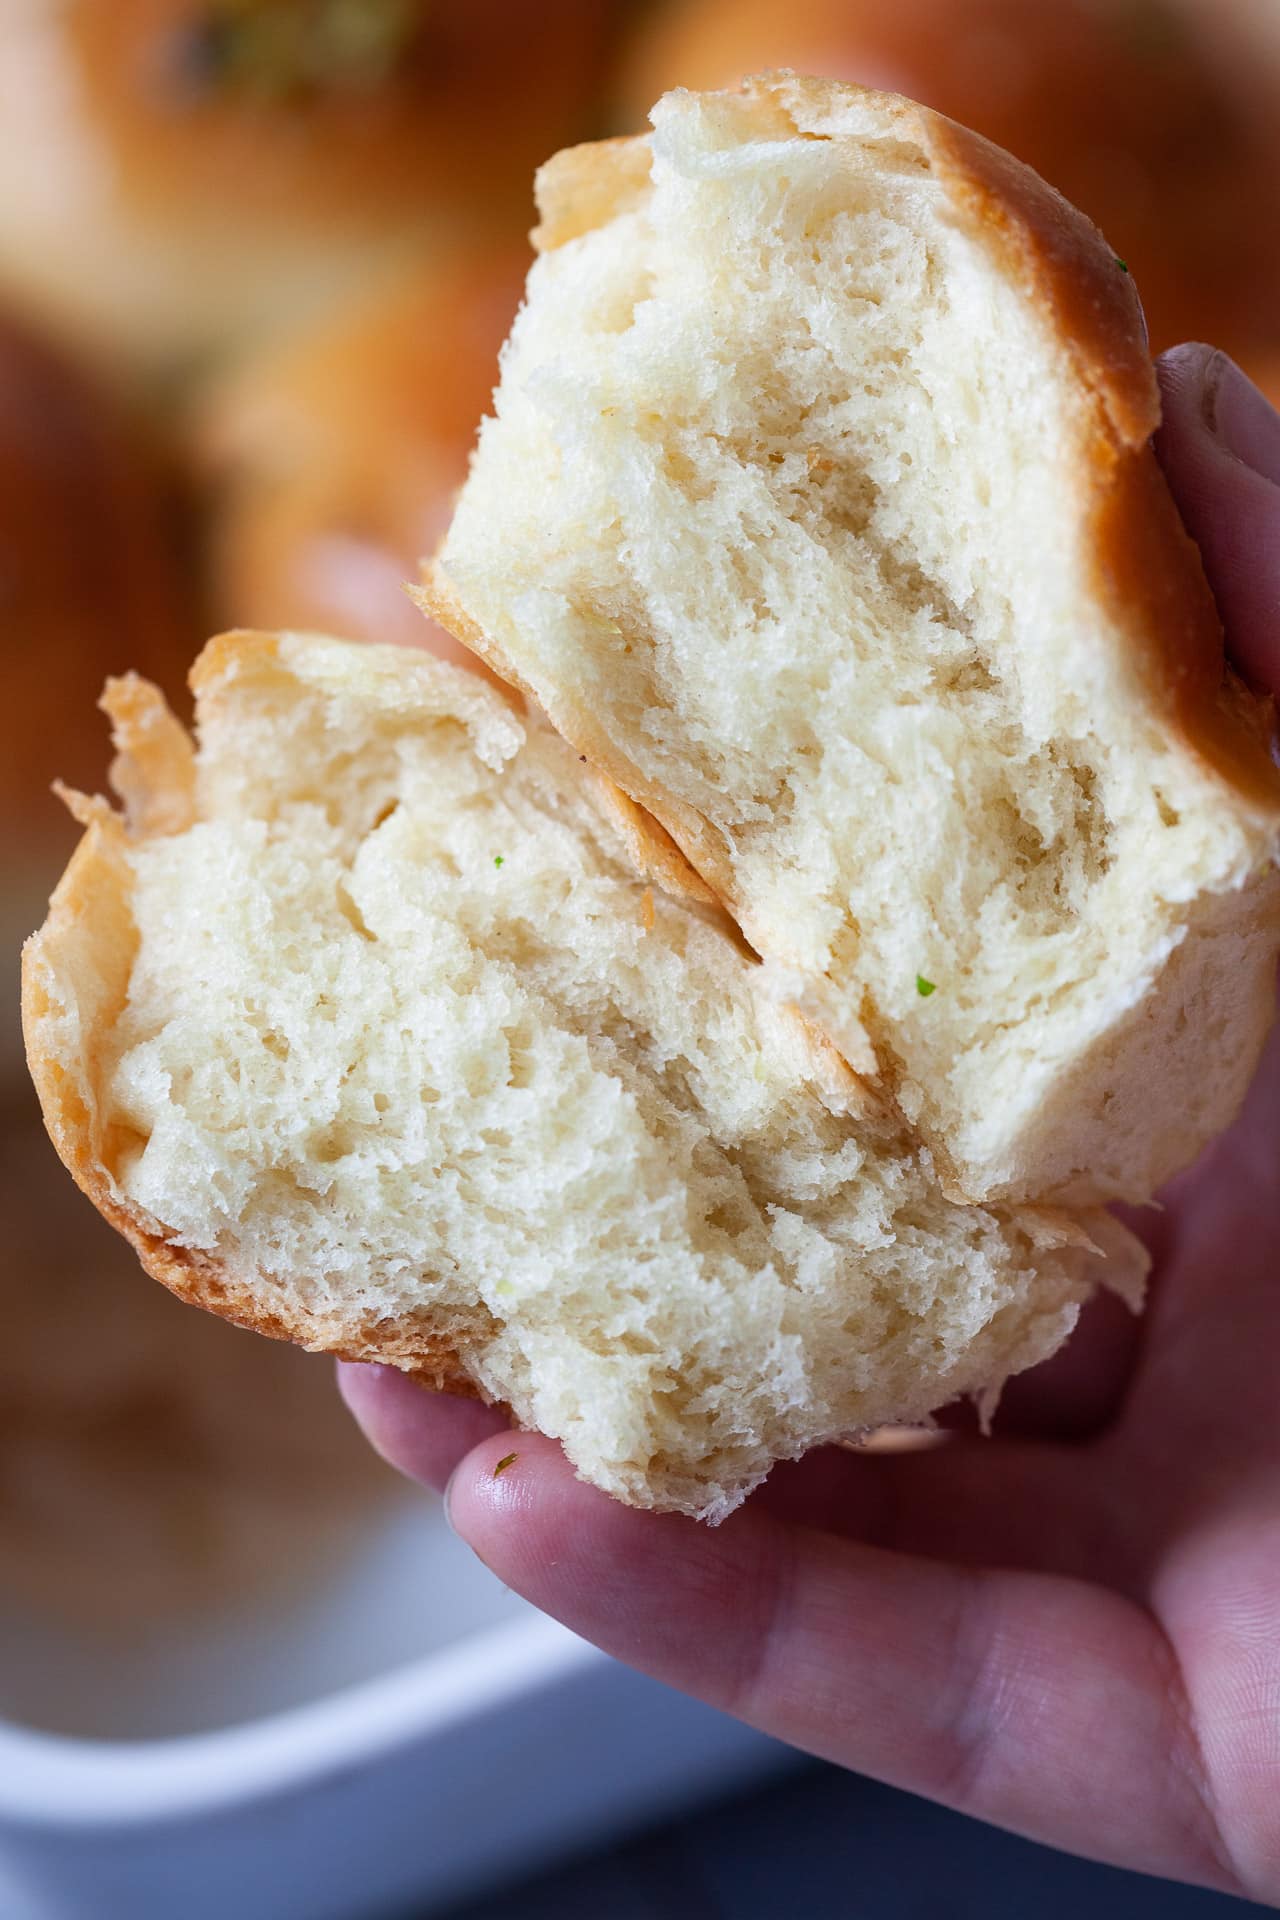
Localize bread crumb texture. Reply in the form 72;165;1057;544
24;633;1144;1520
434;75;1280;1206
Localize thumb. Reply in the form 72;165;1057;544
1156;344;1280;696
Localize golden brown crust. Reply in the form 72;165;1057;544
919;103;1280;819
102;674;197;838
584;776;722;909
188;626;283;701
410;573;530;695
1089;446;1280;817
920;111;1157;452
533;136;655;253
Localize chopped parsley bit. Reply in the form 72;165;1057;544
493;855;504;869
916;974;937;998
1114;256;1130;274
493;1451;518;1479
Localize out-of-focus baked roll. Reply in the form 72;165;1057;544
192;251;523;662
0;313;392;1632
0;309;198;1049
0;0;610;376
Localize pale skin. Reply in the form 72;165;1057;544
340;344;1280;1905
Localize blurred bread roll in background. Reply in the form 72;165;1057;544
0;306;196;1079
192;250;523;662
0;312;196;908
0;308;396;1631
619;0;1280;355
0;0;610;378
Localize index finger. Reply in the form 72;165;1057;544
1155;345;1280;695
444;1432;1238;1896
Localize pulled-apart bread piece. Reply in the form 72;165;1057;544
425;74;1280;1207
24;632;1143;1521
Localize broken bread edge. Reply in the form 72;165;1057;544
22;629;1150;1521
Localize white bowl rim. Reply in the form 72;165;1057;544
0;1615;603;1828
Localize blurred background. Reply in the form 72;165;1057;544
2;3;1279;1916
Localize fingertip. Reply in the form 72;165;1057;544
443;1436;721;1664
444;1432;583;1556
1155;343;1280;693
1156;339;1217;386
1154;342;1218;438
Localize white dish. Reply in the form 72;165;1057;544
0;1467;791;1920
0;1061;790;1919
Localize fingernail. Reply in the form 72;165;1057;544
1205;352;1280;486
443;1465;460;1532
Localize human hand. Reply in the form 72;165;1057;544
340;345;1280;1904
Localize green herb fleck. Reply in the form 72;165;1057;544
493;855;504;869
916;974;937;998
1114;256;1130;274
493;1451;518;1478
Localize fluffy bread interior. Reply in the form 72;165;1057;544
430;76;1280;1205
23;632;1144;1520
